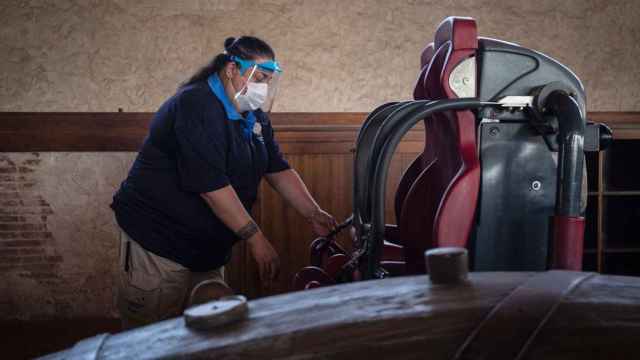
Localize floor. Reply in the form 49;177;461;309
1;318;121;359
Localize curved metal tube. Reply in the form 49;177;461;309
544;91;585;216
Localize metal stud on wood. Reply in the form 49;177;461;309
183;295;248;330
425;247;469;284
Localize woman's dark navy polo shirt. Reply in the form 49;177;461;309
111;74;290;271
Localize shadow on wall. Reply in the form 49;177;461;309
1;318;121;359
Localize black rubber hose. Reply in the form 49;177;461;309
366;99;496;279
360;101;431;221
544;91;585;216
354;102;400;151
352;102;405;227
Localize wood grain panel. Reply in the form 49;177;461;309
1;112;638;152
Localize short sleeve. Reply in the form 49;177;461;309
173;91;230;193
260;113;290;173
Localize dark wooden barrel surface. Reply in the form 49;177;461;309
40;271;640;359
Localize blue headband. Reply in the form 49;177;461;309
230;55;282;74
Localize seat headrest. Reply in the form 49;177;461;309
420;43;435;69
413;66;428;100
434;16;478;51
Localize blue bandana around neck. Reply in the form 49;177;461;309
206;74;256;140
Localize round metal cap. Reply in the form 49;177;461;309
184;295;248;330
425;247;469;284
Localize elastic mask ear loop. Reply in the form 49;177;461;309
234;65;257;100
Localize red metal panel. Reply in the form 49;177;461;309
552;216;585;270
396;17;480;274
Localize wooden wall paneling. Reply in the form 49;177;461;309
588;112;640;140
0;112;152;152
0;112;639;152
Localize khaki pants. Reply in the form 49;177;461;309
117;230;228;329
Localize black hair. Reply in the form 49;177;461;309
181;36;276;88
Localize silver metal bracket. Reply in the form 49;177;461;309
497;96;534;109
449;57;477;98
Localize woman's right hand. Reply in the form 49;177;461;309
247;233;280;289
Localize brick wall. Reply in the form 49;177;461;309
0;154;69;317
0;155;63;277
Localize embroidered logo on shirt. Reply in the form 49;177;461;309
253;122;264;143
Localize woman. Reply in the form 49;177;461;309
111;36;336;329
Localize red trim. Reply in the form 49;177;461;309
434;18;479;248
420;43;436;69
552;216;585;270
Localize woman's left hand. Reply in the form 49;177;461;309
308;208;338;237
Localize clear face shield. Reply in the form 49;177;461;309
233;56;282;112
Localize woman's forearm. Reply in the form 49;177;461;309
200;185;260;239
265;169;320;219
201;185;280;283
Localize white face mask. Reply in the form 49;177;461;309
235;82;268;112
